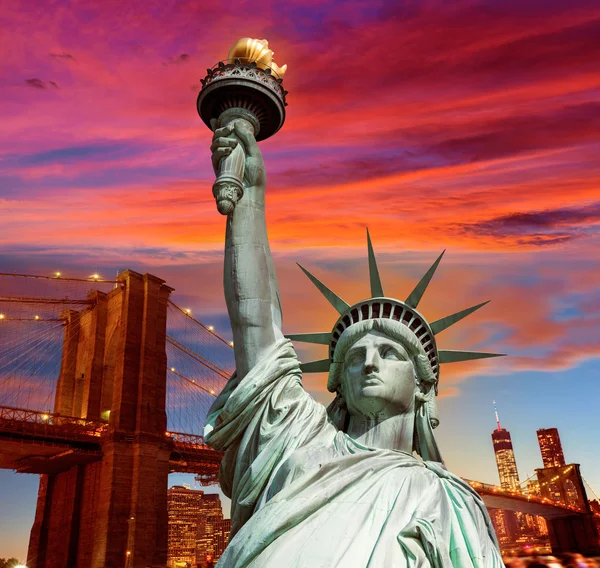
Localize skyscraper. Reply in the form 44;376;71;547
489;402;523;550
197;517;232;566
213;518;232;558
488;508;510;544
491;402;520;490
537;427;566;468
167;486;224;568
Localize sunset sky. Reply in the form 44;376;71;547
1;0;600;561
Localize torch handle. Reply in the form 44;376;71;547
212;116;256;215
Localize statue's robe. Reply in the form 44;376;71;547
205;339;504;568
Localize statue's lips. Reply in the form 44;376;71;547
360;374;383;386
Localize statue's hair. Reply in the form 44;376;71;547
325;318;444;462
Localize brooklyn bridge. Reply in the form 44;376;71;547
0;271;598;567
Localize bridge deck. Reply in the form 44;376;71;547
464;479;589;519
0;406;222;481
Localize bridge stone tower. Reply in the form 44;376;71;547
27;270;174;568
536;463;600;555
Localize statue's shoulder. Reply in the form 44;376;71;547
422;460;487;506
421;460;500;552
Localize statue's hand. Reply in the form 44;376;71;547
210;122;266;201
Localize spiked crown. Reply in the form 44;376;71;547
287;230;504;391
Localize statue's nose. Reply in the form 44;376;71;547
362;350;380;374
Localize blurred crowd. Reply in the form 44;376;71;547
504;553;600;567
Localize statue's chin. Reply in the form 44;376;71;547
349;385;390;412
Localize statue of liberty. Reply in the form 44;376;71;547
200;39;505;567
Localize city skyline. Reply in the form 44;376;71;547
488;419;598;553
167;485;230;568
1;0;600;561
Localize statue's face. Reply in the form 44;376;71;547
342;330;416;420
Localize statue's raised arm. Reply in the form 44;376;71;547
211;122;282;379
197;37;288;379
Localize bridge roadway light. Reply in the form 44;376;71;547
208;325;214;331
0;313;4;319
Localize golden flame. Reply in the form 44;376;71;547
227;38;287;77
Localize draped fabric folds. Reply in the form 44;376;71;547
205;339;503;568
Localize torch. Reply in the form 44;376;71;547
197;38;288;215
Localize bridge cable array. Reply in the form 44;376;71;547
0;273;113;412
165;301;234;436
0;273;236;441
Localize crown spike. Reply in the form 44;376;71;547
438;350;505;364
297;263;350;314
405;251;445;309
430;301;490;335
285;332;330;345
366;228;384;297
300;359;331;373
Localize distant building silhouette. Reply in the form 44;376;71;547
489;402;522;547
492;427;521;490
492;402;520;491
489;508;510;545
197;517;232;567
167;485;224;568
537;428;566;468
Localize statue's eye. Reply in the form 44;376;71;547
381;347;401;360
347;352;363;366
